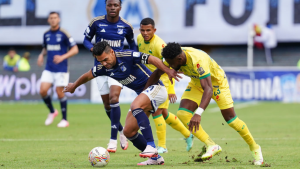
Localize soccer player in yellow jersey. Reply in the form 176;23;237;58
146;42;264;165
137;18;193;155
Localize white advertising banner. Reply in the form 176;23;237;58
0;0;300;45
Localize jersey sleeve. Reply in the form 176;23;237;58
91;64;105;77
42;33;46;48
154;40;166;60
194;56;211;79
132;51;150;64
125;26;137;51
84;21;96;40
64;34;76;48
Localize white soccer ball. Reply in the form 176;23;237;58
88;147;110;167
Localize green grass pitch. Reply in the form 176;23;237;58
0;102;299;169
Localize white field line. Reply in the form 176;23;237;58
206;101;259;113
0;137;298;142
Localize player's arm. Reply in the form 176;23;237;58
147;55;181;82
126;26;138;51
37;48;47;67
63;69;95;93
143;68;164;90
83;23;96;52
53;34;79;64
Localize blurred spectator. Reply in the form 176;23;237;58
3;48;21;72
254;22;277;65
17;52;31;72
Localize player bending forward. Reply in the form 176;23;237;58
63;41;180;165
145;42;264;165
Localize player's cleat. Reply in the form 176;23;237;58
139;145;158;158
57;119;69;128
185;134;194;152
157;146;168;153
45;110;58;126
201;144;222;161
119;133;128;150
137;156;164;165
252;145;264;165
107;139;117;153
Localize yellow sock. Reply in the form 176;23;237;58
153;114;166;148
164;112;190;138
177;109;215;146
227;116;259;151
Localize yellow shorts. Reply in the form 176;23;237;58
158;86;169;109
181;78;233;110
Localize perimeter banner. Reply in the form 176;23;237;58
0;0;300;45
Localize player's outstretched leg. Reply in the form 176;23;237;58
163;110;193;152
177;102;222;160
152;109;167;153
222;108;263;165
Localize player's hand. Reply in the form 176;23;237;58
37;54;44;67
166;69;182;83
188;114;201;133
169;94;177;103
53;55;65;64
63;83;76;93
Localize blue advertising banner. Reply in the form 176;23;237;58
226;70;300;102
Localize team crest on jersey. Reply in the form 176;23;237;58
56;38;61;42
117;29;123;34
197;67;205;75
120;65;127;72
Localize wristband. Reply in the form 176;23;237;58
195;107;204;116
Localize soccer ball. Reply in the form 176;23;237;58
88;147;110;167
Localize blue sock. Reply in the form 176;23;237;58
105;109;123;132
110;102;121;140
42;95;54;113
59;96;67;120
127;132;147;152
132;108;155;145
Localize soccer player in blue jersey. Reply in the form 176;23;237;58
63;41;180;165
37;12;78;128
83;0;137;152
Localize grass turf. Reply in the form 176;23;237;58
0;102;299;168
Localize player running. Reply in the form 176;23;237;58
37;12;78;127
83;0;137;152
138;18;193;153
63;41;180;165
145;42;264;165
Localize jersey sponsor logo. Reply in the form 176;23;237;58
117;28;123;34
119;74;136;86
100;38;121;47
117;25;124;28
197;67;205;75
47;44;61;51
99;24;108;27
140;53;150;64
120;65;127;72
46;37;50;41
97;65;103;70
110;72;114;76
100;28;105;32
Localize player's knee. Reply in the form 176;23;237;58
109;95;119;104
39;89;47;97
123;126;135;138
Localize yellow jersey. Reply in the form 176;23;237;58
137;34;175;92
166;47;226;89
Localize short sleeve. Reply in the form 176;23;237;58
154;41;166;60
91;64;105;77
42;34;46;48
194;57;211;79
132;52;150;64
84;21;96;40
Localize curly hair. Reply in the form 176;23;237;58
92;41;111;57
162;42;182;59
105;0;122;5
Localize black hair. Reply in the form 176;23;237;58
8;47;15;52
105;0;122;5
49;11;60;17
92;41;111;57
162;42;182;59
140;18;155;27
